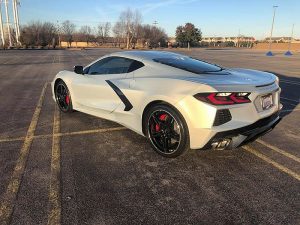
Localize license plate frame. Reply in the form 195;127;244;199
261;94;273;110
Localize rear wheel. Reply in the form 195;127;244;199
145;104;189;158
55;80;73;113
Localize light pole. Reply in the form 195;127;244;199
285;24;294;56
0;1;5;47
266;5;278;56
12;0;19;44
153;21;158;48
4;0;12;47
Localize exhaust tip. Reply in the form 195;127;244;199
211;139;231;150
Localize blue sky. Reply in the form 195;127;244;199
15;0;300;39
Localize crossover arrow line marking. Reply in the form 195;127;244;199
257;139;300;163
47;105;62;225
0;83;48;225
243;145;300;182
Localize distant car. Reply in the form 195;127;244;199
52;51;282;157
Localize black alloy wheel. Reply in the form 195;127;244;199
55;80;73;113
146;104;189;157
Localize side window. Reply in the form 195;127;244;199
128;60;144;73
88;57;134;75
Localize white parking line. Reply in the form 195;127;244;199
281;109;300;113
280;80;300;86
280;97;300;103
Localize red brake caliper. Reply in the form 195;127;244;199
65;95;70;105
155;114;167;131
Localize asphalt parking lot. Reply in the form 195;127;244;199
0;48;299;225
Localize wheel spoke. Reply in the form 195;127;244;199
152;115;161;126
170;132;180;141
56;84;69;110
162;136;168;152
148;109;181;154
152;131;162;138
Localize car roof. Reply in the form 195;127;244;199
109;50;185;62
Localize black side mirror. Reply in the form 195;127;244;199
74;65;84;74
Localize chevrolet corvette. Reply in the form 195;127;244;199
52;51;282;157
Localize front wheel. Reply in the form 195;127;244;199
144;104;190;158
55;80;73;113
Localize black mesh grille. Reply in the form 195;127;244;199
213;109;232;126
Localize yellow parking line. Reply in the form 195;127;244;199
0;137;25;143
0;127;127;143
47;106;61;225
57;126;127;137
243;145;300;181
0;83;48;225
257;139;300;163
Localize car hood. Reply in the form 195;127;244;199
178;68;276;86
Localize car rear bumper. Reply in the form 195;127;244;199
201;111;281;150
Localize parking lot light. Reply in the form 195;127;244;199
266;5;278;56
285;24;294;56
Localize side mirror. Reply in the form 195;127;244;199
74;65;84;74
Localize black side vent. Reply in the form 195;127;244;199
213;109;232;126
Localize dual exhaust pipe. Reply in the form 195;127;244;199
211;139;231;150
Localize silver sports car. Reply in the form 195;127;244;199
52;51;282;157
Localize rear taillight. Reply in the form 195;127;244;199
194;92;251;105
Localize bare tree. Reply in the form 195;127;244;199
112;21;125;47
79;25;93;45
137;24;168;48
118;8;142;49
61;20;76;47
96;22;111;45
20;21;58;48
42;22;57;47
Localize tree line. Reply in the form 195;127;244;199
19;8;202;49
20;8;170;49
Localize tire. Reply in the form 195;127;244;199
55;80;73;113
144;104;190;158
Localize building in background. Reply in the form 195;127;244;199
262;37;300;43
201;36;255;47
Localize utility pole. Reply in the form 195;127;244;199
285;24;294;56
266;5;278;56
4;0;12;47
0;1;5;47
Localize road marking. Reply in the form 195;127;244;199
77;50;94;60
58;126;127;137
257;139;300;163
0;127;127;143
0;83;48;225
280;97;300;103
47;106;61;225
281;109;300;113
243;145;300;182
0;137;25;143
280;80;300;86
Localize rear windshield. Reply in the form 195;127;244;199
153;57;222;74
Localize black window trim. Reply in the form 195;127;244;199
85;56;144;75
152;57;223;75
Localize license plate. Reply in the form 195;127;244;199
261;94;273;110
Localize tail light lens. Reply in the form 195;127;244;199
194;92;251;105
